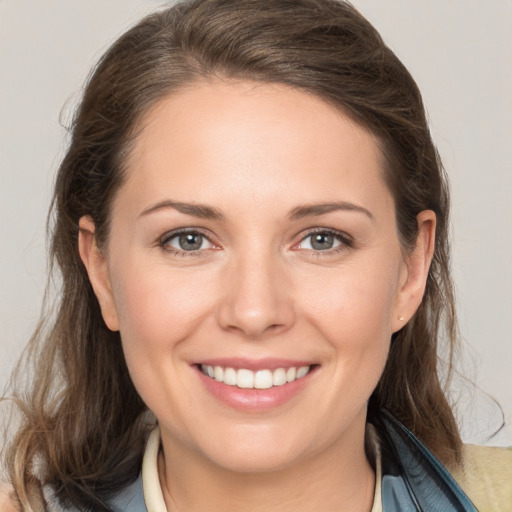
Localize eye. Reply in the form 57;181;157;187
296;230;351;252
161;230;214;253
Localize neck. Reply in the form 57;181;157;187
158;423;375;512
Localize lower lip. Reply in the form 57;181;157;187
195;366;317;412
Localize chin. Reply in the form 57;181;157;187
186;421;314;474
205;443;305;474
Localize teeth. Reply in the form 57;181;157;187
214;366;224;382
237;369;254;389
272;368;287;386
296;366;310;379
254;369;273;389
201;364;312;389
223;367;237;386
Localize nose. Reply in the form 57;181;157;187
216;250;295;339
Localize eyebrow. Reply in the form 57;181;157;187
139;199;373;222
139;200;224;220
288;202;374;221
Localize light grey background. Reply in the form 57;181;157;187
1;1;511;444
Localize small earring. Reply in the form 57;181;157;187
398;316;405;321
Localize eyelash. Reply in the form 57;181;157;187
158;228;354;256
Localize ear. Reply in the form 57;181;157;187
78;216;120;331
392;210;436;333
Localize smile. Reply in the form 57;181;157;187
200;364;312;389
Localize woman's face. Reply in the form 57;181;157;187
80;80;433;473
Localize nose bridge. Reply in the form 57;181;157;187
216;242;294;338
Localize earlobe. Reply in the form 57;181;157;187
78;216;120;331
392;210;436;333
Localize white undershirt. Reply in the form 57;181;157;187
141;426;383;512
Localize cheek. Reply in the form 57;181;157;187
107;261;220;423
301;258;401;345
298;254;402;399
282;260;400;443
108;260;215;376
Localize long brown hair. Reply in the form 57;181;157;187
3;0;461;509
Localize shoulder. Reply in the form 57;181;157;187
450;444;512;512
0;483;20;512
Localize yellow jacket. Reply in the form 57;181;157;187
450;444;512;512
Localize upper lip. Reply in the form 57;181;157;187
195;358;317;371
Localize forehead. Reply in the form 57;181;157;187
117;79;392;218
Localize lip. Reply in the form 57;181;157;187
193;360;319;412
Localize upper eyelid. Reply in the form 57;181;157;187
160;227;213;242
296;227;353;243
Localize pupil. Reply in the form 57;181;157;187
179;233;202;250
311;233;333;250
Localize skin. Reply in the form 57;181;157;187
79;79;435;512
0;484;18;512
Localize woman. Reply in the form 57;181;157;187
1;0;511;510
